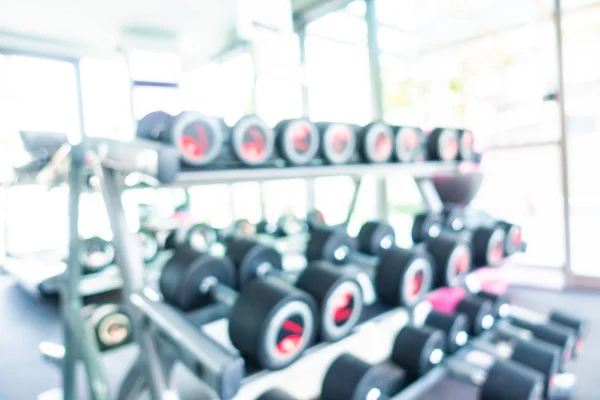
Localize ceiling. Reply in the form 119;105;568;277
0;0;337;66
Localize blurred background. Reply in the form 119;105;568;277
0;0;598;287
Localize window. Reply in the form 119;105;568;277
80;58;133;140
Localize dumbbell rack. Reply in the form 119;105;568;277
37;134;490;400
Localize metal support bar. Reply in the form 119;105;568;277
298;27;316;212
415;178;444;213
554;0;574;284
344;178;363;226
97;167;170;400
365;0;389;220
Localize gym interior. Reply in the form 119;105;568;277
0;0;597;399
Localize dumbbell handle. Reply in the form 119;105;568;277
496;319;534;341
256;263;297;285
446;357;488;386
200;278;238;308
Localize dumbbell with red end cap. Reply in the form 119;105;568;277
457;128;477;161
446;352;545;400
321;353;407;400
86;304;133;352
392;126;426;163
412;212;506;267
358;220;472;289
356;121;395;164
226;237;364;342
315;122;358;165
426;127;460;162
548;310;588;359
442;205;525;257
136;110;226;167
305;224;357;265
415;232;472;289
274;119;320;166
317;220;436;307
159;246;317;370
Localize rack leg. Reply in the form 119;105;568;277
344;178;362;226
415;178;444;213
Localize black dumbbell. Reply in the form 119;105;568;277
473;290;512;319
442;205;524;257
443;296;496;337
274;119;321;166
86;304;133;351
136;110;225;167
499;318;575;370
359;220;472;290
457;128;477;161
469;335;560;398
321;354;407;400
305;224;357;265
159;246;317;369
256;389;297;400
392;126;426;163
356;121;395;164
446;353;544;400
315;122;358;165
547;311;587;359
412;212;506;267
80;236;115;274
136;228;159;264
226;238;363;342
426;127;460;162
424;311;470;355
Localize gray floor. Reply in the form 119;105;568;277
0;274;598;400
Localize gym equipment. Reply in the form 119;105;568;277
441;205;525;257
309;221;435;307
137;110;225;167
316;122;357;164
159;246;317;369
444;350;544;400
468;333;560;397
274;119;320;166
416;233;472;289
393;126;426;163
426;128;459;162
137;228;159;264
226;237;363;342
499;317;576;369
438;296;496;337
423;311;470;355
412;212;506;267
357;121;394;163
457;129;477;161
86;304;133;351
321;354;407;400
230;115;276;166
256;389;297;400
256;215;307;238
80;236;115;274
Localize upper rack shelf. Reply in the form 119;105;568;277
159;161;480;188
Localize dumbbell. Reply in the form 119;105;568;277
274;119;321;166
423;311;470;355
356;121;395;163
315;122;358;165
432;295;496;337
332;223;435;308
85;304;133;351
474;291;580;366
426;127;460;162
457;128;477;161
442;205;524;257
226;237;363;342
468;333;561;398
391;126;427;163
445;350;545;400
255;389;298;400
412;212;506;267
256;215;307;238
136;228;159;264
80;236;115;274
159;246;317;369
321;354;407;400
321;324;445;400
